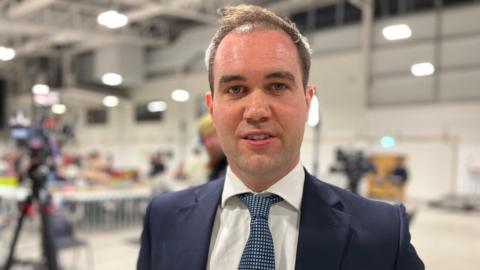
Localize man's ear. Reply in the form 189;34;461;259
205;91;214;116
305;85;315;110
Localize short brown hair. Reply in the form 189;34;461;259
205;5;312;92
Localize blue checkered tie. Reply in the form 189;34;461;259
238;193;283;270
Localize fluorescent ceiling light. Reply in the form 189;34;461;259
51;104;67;114
103;95;119;107
307;95;320;127
382;24;412;41
147;101;167;112
32;83;50;95
97;10;128;29
171;89;190;102
381;136;396;148
0;46;16;61
411;62;435;77
102;73;123;86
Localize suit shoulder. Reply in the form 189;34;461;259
149;179;222;212
320;180;401;226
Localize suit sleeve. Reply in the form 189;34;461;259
395;204;425;270
137;201;152;270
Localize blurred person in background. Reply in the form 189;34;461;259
389;157;409;187
81;151;110;185
149;152;166;177
198;114;227;181
173;114;227;185
138;4;423;270
57;154;83;183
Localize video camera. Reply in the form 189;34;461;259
330;148;376;194
8;109;74;185
10;125;52;164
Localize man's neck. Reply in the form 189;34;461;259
230;160;300;192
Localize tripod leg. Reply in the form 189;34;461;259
40;201;60;270
3;197;32;270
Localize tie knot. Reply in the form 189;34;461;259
238;193;283;219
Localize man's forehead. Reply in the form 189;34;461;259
214;29;298;68
214;30;299;67
218;28;294;51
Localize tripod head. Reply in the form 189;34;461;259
330;148;376;193
8;108;75;187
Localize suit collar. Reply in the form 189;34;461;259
173;179;224;270
221;163;305;211
295;170;352;270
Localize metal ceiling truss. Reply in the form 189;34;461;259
0;0;340;94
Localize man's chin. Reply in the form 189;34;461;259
237;156;278;177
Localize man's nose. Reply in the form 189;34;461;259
243;90;271;124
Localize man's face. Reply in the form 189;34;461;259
206;29;314;187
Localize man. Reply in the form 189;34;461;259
198;114;228;181
137;5;424;270
172;114;227;184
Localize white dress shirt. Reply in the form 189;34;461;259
207;162;305;270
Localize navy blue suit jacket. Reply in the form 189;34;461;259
137;170;424;270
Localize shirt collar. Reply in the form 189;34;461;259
221;161;305;212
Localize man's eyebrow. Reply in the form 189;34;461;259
219;75;246;85
265;71;295;82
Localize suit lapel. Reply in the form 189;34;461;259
174;179;224;270
295;172;352;270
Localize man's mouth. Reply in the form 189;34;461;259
245;134;270;141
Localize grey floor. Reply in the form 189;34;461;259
409;204;480;270
1;203;480;269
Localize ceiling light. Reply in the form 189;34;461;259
103;96;119;107
411;62;435;77
51;104;67;114
32;84;50;95
0;46;15;61
102;73;123;86
382;24;412;41
381;136;396;148
97;10;128;29
171;89;190;102
307;95;320;127
33;91;59;106
147;101;168;112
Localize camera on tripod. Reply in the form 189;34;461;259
330;148;376;194
3;110;64;270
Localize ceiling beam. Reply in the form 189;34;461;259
64;34;167;56
0;18;167;57
7;0;56;18
348;0;367;9
126;3;216;24
267;0;337;16
0;18;54;36
0;18;167;43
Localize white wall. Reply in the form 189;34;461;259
365;103;480;199
456;143;480;196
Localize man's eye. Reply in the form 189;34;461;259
271;83;287;91
227;86;243;95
